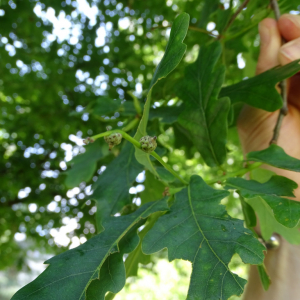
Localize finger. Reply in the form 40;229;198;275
278;14;300;42
256;18;282;75
279;37;300;65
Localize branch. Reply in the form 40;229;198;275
151;24;218;38
269;0;288;145
87;130;188;185
188;26;218;38
220;0;251;37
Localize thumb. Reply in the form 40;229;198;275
256;18;282;75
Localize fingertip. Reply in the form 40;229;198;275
259;18;277;28
256;18;281;74
278;14;300;41
258;18;277;44
279;37;300;65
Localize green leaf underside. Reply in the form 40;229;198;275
247;144;300;171
125;212;163;278
226;176;300;228
86;221;142;299
220;59;300;111
11;199;169;300
240;196;257;228
245;197;300;244
248;169;300;244
178;41;230;167
226;175;297;197
86;252;125;300
65;140;106;188
140;170;166;204
92;143;144;225
143;175;265;300
134;13;189;175
257;264;271;291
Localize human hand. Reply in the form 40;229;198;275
238;14;300;198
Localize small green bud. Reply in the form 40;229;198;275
104;132;122;150
139;135;157;153
83;137;94;144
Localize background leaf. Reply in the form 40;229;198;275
178;41;230;167
220;60;300;111
143;175;265;300
92;97;122;116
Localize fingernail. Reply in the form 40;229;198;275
281;39;300;60
259;22;270;45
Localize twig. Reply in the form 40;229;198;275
220;0;251;37
188;26;218;38
269;0;288;144
86;129;188;185
206;162;263;185
151;24;218;38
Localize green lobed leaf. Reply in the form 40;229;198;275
64;140;108;188
226;175;297;197
247;144;300;171
11;199;169;300
92;143;144;227
86;221;142;299
178;41;230;167
226;176;300;228
245;196;300;244
220;60;300;111
87;252;125;300
143;175;265;300
134;13;189;175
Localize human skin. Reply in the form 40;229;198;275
239;14;300;300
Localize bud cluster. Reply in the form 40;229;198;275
83;137;95;144
104;132;122;150
139;135;157;153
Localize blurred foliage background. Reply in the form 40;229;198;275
1;0;299;299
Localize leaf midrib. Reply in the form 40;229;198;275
81;202;161;299
20;202;161;300
187;185;244;298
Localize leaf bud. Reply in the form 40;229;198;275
104;132;122;150
83;137;94;144
139;135;157;153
